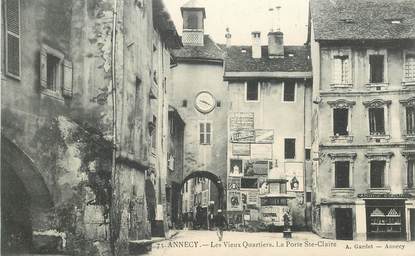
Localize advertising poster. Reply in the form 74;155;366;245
228;177;241;191
250;144;273;159
254;129;274;144
227;191;242;211
232;143;251;156
229;159;243;177
285;163;304;192
243;160;270;176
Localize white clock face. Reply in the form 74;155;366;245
195;91;216;114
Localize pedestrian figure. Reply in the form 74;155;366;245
182;212;188;230
214;209;228;241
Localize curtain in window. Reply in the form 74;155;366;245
370;161;385;188
407;107;415;135
369;108;385;135
408;160;414;188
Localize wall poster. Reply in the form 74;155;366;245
227;191;242;211
229;159;243;177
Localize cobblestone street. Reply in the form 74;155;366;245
147;230;415;256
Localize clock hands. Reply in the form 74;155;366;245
199;99;213;107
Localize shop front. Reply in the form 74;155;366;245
358;194;411;241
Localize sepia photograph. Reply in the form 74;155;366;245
1;0;415;255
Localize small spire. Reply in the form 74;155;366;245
225;27;232;47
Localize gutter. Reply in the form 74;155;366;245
224;71;313;80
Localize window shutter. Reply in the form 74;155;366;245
62;60;73;97
6;0;20;78
40;47;48;89
333;58;341;83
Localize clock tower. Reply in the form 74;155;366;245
181;0;206;46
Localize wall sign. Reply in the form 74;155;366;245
229;112;254;130
357;193;411;199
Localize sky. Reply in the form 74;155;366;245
164;0;310;46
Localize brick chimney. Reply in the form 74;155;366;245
251;31;261;59
268;31;284;58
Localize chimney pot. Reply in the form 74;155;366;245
251;31;262;58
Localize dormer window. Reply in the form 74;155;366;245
340;18;354;23
384;18;402;24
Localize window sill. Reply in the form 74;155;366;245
40;89;64;101
331;188;355;196
403;134;415;140
330;135;353;143
402;81;415;87
403;187;415;194
365;82;389;90
367;187;391;193
367;134;390;143
330;83;353;88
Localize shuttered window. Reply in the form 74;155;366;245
5;0;21;78
333;55;350;84
39;45;73;98
405;54;415;82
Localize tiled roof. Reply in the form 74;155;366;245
153;0;182;49
222;45;312;73
310;0;415;41
181;0;206;18
172;35;225;62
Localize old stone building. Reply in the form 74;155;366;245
309;0;415;241
1;0;180;254
223;28;313;230
166;106;185;228
170;0;227;222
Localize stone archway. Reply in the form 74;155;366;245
1;136;53;253
181;171;225;209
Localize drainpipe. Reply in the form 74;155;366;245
303;78;308;230
110;0;118;253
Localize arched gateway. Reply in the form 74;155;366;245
180;171;225;209
1;136;53;253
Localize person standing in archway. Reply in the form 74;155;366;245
214;209;228;241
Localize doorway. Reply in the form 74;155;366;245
335;208;353;240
